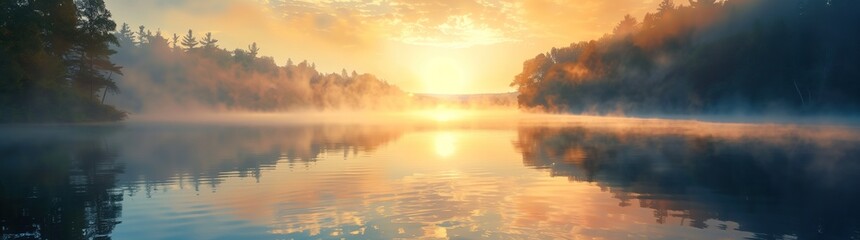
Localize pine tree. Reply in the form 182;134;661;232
136;25;147;45
1;0;125;122
117;23;133;47
171;33;180;49
658;0;675;13
689;0;717;8
74;0;123;99
201;32;219;50
181;29;198;51
613;14;639;36
248;42;260;58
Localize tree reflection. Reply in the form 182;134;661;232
514;125;860;239
0;126;123;239
106;124;405;196
0;124;405;239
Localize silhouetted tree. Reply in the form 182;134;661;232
201;32;218;50
0;0;126;122
613;14;639;36
149;29;169;49
72;0;122;99
116;23;133;47
658;0;675;13
181;29;198;51
171;33;180;49
248;42;259;58
689;0;718;8
136;25;147;45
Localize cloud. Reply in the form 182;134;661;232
263;0;657;48
105;0;662;93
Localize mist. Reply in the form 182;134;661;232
511;0;860;116
105;25;521;119
107;26;414;114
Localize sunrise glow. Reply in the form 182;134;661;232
103;0;659;94
420;57;467;94
5;0;859;239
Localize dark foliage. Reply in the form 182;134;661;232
512;0;860;115
0;0;126;122
515;125;860;238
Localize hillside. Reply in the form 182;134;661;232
511;0;860;115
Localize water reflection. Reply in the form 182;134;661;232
514;124;860;239
0;126;123;240
1;119;859;239
109;124;405;195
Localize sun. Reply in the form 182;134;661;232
420;57;467;94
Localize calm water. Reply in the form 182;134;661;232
2;115;860;239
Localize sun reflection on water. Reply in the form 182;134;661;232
434;132;457;158
68;116;860;239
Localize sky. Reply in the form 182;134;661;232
105;0;660;94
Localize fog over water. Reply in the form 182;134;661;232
3;112;860;239
4;0;860;239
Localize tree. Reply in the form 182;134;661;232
116;23;133;47
181;29;198;51
613;14;639;36
149;29;169;49
248;42;260;58
73;0;123;99
136;25;147;45
0;0;127;122
39;0;79;57
658;0;675;13
341;68;349;78
200;32;218;50
689;0;717;8
171;33;180;49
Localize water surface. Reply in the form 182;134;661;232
2;115;860;239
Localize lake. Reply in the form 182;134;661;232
2;113;860;239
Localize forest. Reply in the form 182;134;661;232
511;0;860;115
109;25;409;113
1;0;409;123
1;0;126;122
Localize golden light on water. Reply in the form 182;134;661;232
434;132;457;158
91;117;860;239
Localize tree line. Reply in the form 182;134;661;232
109;24;408;112
511;0;860;115
1;0;126;122
1;0;411;123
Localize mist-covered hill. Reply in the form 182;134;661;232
511;0;860;116
108;26;409;113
